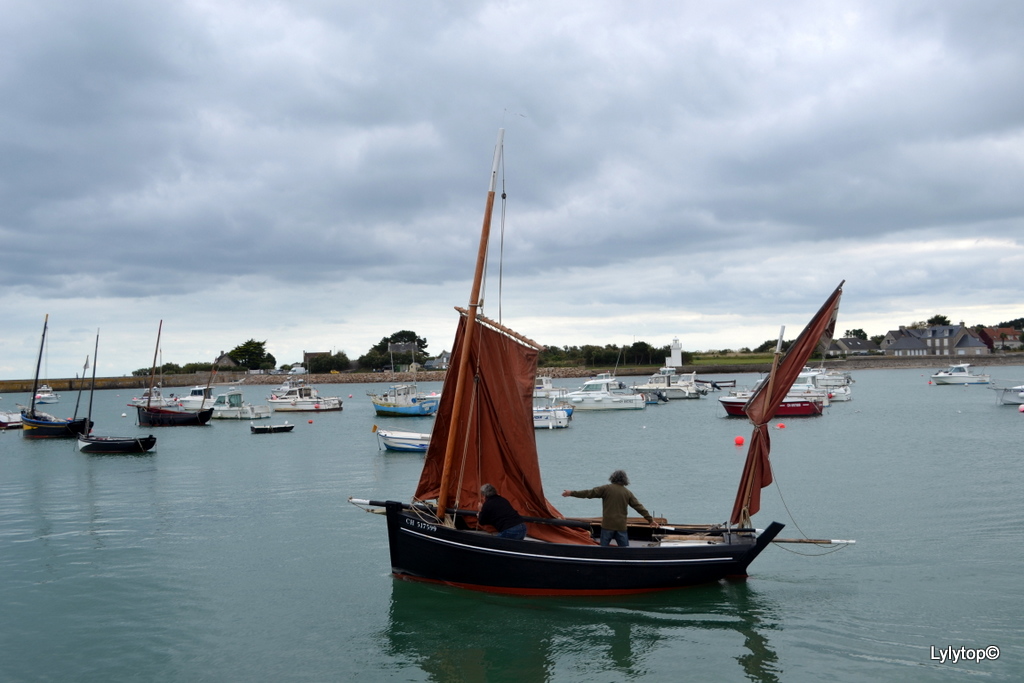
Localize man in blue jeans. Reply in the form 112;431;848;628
477;483;527;540
562;470;657;546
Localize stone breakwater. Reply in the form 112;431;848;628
3;355;1022;393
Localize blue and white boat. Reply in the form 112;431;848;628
533;406;571;429
374;427;430;452
368;384;440;417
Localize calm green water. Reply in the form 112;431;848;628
1;369;1022;682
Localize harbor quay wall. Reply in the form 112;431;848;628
3;354;1022;394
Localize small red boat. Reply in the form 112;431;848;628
718;394;825;417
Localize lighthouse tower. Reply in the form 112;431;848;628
665;337;683;367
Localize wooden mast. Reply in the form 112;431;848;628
28;314;48;419
85;330;99;432
146;321;163;410
436;128;505;522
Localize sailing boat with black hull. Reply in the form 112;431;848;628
134;321;213;427
78;331;157;454
351;131;849;595
20;315;92;439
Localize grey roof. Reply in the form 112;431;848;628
838;338;879;351
888;337;929;350
954;335;987;348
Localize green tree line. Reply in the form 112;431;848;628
131;312;1022;376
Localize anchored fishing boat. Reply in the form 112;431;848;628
350;131;851;594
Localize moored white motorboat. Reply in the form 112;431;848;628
533;406;571;429
810;368;854;401
34;384;60;404
174;385;216;410
533;376;569;400
989;383;1024;405
268;385;343;412
127;385;179;408
563;373;646;410
631;367;708;400
931;363;991;385
211;389;271;419
1;411;23;429
791;368;851;402
272;378;306;393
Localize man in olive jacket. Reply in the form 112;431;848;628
562;470;658;547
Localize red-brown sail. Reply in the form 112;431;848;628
730;282;844;525
414;312;593;545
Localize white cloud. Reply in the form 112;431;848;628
2;1;1023;378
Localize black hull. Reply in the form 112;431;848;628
21;415;92;439
78;434;157;454
383;503;783;596
250;424;294;434
136;406;213;426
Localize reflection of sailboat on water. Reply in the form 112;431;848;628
381;579;781;682
352;130;850;595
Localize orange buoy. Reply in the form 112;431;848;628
308;419;313;424
734;436;744;446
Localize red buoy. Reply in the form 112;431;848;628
734;436;744;446
776;422;786;429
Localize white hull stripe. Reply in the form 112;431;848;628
400;527;736;565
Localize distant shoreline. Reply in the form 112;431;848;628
3;354;1023;394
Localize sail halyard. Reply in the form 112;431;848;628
415;128;591;544
436;128;505;522
730;281;844;526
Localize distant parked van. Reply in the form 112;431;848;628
288;367;306;375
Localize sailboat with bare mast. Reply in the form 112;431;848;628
79;330;157;453
351;131;850;595
133;321;213;426
20;315;92;438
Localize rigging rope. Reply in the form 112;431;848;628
498;149;507;326
768;456;851;556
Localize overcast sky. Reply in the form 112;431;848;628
2;1;1022;380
